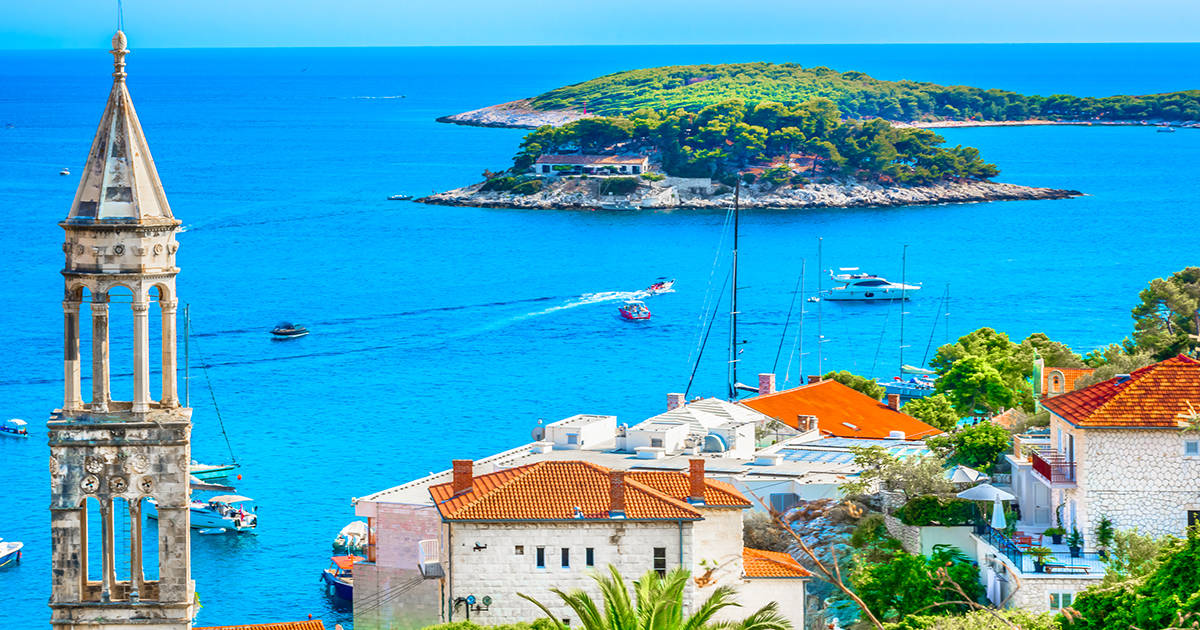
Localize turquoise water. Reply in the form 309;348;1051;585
1;44;1198;626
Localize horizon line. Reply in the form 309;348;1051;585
4;40;1200;51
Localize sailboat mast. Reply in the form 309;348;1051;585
184;303;190;408
798;258;806;380
728;179;740;400
900;244;908;374
817;237;823;377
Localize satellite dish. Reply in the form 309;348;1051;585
466;595;476;605
532;426;545;441
482;595;493;606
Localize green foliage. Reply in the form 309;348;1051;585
1068;528;1200;630
885;609;1062;630
1131;266;1200;360
640;172;665;181
851;545;984;622
1095;515;1115;550
481;175;544;195
1075;345;1155;389
1066;527;1084;549
1021;332;1087;368
824;370;885;400
742;510;794;553
598;177;640;195
840;446;954;499
518;565;792;630
850;512;889;549
895;495;978;527
1100;528;1182;587
925;422;1011;473
902;394;960;432
932;328;1035;416
527;62;1200;123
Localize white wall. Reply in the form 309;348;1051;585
690;508;745;585
733;579;806;628
545;416;616;450
624;423;689;453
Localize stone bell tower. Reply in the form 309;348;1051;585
49;30;194;629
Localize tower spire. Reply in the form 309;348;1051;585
111;30;128;83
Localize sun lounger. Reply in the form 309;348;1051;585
1042;562;1089;574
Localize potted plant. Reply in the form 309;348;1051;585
1066;527;1084;558
1027;546;1054;572
1096;515;1115;559
1044;526;1065;545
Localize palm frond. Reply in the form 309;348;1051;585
517;591;569;630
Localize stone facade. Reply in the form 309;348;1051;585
1053;417;1200;544
352;502;442;630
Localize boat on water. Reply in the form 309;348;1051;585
0;539;23;568
190;461;238;481
387;194;412;200
271;322;308;338
598;199;641;211
618;300;651;321
645;278;675;295
59;167;70;176
146;494;258;532
332;521;368;554
1;418;29;438
825;268;920;301
321;555;361;600
1157;126;1176;133
881;375;936;399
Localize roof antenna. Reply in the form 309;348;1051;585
117;0;125;31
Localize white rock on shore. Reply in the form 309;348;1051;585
417;177;1082;210
436;99;592;129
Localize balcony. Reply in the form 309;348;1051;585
1031;449;1076;486
417;539;444;579
975;524;1106;576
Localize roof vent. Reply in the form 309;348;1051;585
842;421;860;431
887;430;906;440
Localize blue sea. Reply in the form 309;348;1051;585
1;44;1198;626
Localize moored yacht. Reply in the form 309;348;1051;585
0;539;22;568
825;268;920;301
147;494;258;532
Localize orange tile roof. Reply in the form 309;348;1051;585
743;548;810;578
626;470;751;508
430;461;713;521
741;380;943;440
1043;355;1200;428
1042;367;1096;397
195;622;325;630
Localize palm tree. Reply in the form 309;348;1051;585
518;565;792;630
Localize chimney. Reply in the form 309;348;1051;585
451;460;473;495
807;375;822;385
609;470;626;517
688;459;706;504
667;392;685;411
758;373;776;396
887;393;901;411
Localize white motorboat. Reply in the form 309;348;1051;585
59;167;70;176
825;268;920;301
146;494;258;532
0;539;23;568
1;418;29;438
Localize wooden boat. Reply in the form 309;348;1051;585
321;555;361;600
0;539;23;568
0;418;29;438
271;322;309;338
190;461;238;481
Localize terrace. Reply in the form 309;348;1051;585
974;524;1106;576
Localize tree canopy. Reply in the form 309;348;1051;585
931;328;1035;416
1131;266;1200;360
824;370;885;400
901;394;960;433
527;62;1200;123
850;545;985;623
925;422;1011;473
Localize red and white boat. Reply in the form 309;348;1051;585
645;279;675;294
618;300;651;321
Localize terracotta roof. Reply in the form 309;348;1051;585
534;154;647;165
195;622;325;630
1042;367;1096;398
743;548;810;578
741;380;943;440
1043;355;1200;428
429;461;707;521
626;470;751;508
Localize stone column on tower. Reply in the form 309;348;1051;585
132;298;151;413
63;298;83;410
90;294;110;412
160;299;179;407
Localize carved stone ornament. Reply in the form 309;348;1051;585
167;243;179;254
154;243;164;255
138;476;154;494
129;453;149;473
62;242;71;253
113;244;126;255
109;476;129;494
81;475;99;494
85;456;105;474
49;456;59;477
76;244;85;254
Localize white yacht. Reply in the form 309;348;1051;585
825;268;920;301
146;494;258;532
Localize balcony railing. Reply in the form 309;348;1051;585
1031;449;1076;485
417;539;444;579
974;523;1107;575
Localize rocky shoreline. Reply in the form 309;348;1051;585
418;177;1082;210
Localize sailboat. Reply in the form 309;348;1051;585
183;304;240;481
881;281;949;401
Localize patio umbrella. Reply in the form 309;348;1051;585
956;483;1016;530
990;497;1007;530
944;464;989;484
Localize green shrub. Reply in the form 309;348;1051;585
551;164;574;172
789;174;809;186
641;172;665;181
599;176;639;195
895;495;977;526
511;179;544;195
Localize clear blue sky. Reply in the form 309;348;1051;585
4;0;1199;48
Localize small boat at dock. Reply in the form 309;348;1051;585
321;555;361;600
598;199;641;211
332;521;368;554
271;322;308;338
387;194;412;200
1;418;29;438
0;539;23;568
190;461;238;481
618;300;651;321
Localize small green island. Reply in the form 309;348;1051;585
422;62;1198;210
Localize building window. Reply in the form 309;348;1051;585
1189;511;1200;529
542;165;550;174
515;545;524;555
650;438;663;448
633;166;641;174
653;547;667;577
1185;440;1200;457
536;546;545;568
586;547;595;567
1049;592;1074;610
561;547;570;568
567;433;578;445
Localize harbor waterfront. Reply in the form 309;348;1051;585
1;44;1199;627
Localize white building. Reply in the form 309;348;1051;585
972;355;1200;612
619;397;763;459
532;154;649;176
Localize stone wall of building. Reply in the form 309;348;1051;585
445;520;694;625
352;502;442;630
690;507;745;585
1007;575;1096;612
884;514;922;554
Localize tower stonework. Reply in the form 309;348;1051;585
49;30;194;630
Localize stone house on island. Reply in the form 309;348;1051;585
533;154;649;176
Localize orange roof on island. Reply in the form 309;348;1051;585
743;547;810;578
741;379;943;440
1042;355;1200;428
